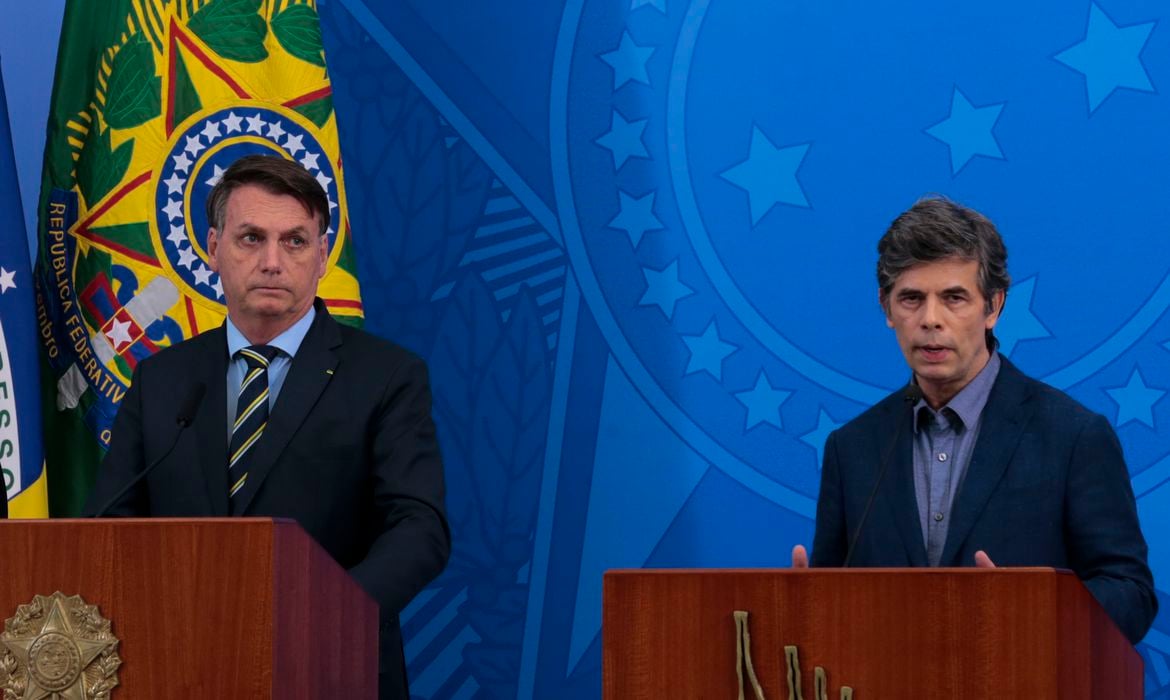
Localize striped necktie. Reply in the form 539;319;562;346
228;344;279;511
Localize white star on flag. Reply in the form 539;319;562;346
177;246;198;270
0;267;15;294
183;134;206;157
222;112;243;133
162;198;184;221
200;120;222;142
192;265;214;286
167;224;187;246
106;318;133;350
246;113;265;134
164;172;185;195
283;133;305;156
300;152;320;170
267;121;286;141
315;172;333;190
205;165;225;188
173;152;193;172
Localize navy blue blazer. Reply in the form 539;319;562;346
83;299;450;699
811;355;1156;644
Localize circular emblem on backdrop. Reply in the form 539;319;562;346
0;592;121;699
551;0;1170;515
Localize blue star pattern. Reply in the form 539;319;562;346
996;276;1052;357
599;31;655;90
682;320;738;380
1105;367;1165;429
596;109;650;171
640;259;694;319
1055;3;1156;113
734;371;791;431
924;87;1006;175
720;126;811;225
801;408;845;471
609;190;664;248
310;0;1170;695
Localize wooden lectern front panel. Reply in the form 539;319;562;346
602;568;1142;699
0;518;377;699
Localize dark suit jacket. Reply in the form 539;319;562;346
811;355;1156;644
83;299;450;699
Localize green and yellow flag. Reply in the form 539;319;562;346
35;0;362;516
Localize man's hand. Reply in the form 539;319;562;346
974;550;996;568
791;544;809;569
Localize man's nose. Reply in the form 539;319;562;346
920;296;943;328
259;240;282;271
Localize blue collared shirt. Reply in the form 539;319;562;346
912;352;1001;566
225;307;316;442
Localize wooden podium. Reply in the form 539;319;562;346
604;568;1142;699
0;518;377;699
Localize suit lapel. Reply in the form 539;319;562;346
193;327;230;516
938;357;1033;566
880;402;929;567
232;305;341;514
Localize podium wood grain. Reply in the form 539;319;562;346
603;568;1142;699
0;518;377;699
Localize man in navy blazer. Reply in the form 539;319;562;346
793;197;1156;645
83;155;449;698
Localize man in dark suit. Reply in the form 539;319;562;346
792;197;1156;645
83;154;449;698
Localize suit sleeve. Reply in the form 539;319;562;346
348;355;451;617
810;429;847;567
1066;412;1157;644
81;362;150;517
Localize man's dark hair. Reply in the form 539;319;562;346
205;154;330;238
877;196;1010;351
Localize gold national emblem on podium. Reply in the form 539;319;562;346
0;592;121;700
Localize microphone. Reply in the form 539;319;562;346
841;383;923;567
91;382;206;518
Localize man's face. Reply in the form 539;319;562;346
883;257;1003;406
207;184;327;341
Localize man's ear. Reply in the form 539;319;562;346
316;230;329;279
880;290;894;328
985;289;1006;329
207;229;220;273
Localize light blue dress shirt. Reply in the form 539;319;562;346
912;352;1000;566
225;307;316;442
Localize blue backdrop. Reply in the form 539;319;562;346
8;0;1170;697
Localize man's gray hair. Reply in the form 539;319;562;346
877;196;1010;351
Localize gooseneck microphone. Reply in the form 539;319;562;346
91;382;206;518
841;383;923;567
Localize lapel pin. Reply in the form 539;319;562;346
326;369;334;375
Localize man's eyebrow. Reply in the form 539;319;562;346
941;285;972;295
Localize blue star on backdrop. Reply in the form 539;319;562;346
640;260;693;319
1106;367;1165;429
720;126;810;225
1055;3;1156;113
683;320;738;380
924;87;1006;175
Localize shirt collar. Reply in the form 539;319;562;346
225;306;316;360
912;352;1001;433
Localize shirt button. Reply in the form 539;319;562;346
934;512;944;522
937;452;948;462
